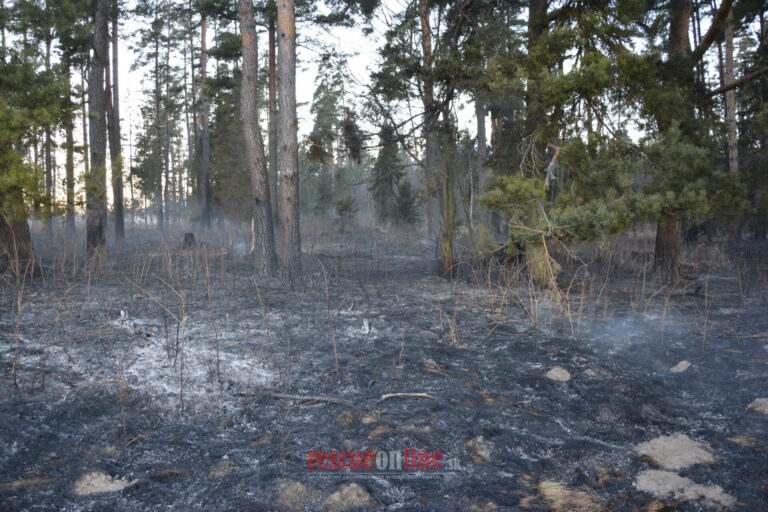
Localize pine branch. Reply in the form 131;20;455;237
710;65;768;95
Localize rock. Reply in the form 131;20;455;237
73;471;137;496
249;435;273;447
545;366;571;382
633;433;715;470
459;496;498;511
208;458;240;479
421;358;449;377
582;369;600;378
320;483;379;512
465;435;494;464
336;410;355;427
275;480;318;511
99;445;120;456
360;415;378;425
747;397;768;415
537;480;604;511
367;424;392;440
420;330;440;341
669;360;691;373
633;470;735;508
399;423;433;434
728;435;764;450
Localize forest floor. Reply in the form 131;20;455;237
1;223;767;511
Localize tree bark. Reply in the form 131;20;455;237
65;61;75;234
0;204;34;275
653;0;692;281
81;66;89;177
654;214;682;282
268;10;279;230
277;0;301;284
107;0;124;242
44;35;53;236
87;0;109;259
239;0;278;275
200;12;211;229
724;8;741;246
154;9;163;229
418;0;441;254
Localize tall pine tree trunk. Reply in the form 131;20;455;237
239;0;278;275
277;0;301;284
419;0;440;249
81;66;89;178
87;0;109;258
109;0;124;241
200;12;211;228
154;18;163;229
653;0;691;282
65;60;75;234
725;8;741;246
44;36;53;236
268;9;279;230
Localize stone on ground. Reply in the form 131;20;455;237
320;483;379;512
73;471;136;495
633;470;735;508
275;480;318;511
633;433;715;470
747;397;768;415
207;458;240;479
537;480;603;511
465;435;494;464
670;360;691;373
545;366;571;382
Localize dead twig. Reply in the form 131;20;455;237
258;391;356;409
379;392;438;401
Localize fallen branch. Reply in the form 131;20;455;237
256;391;357;409
380;392;438;401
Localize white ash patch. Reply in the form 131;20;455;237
747;397;768;415
670;360;691;373
545;366;571;382
73;471;137;495
633;433;715;470
633;470;735;508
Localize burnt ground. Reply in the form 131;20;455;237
1;224;768;511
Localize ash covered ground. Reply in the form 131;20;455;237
1;224;768;511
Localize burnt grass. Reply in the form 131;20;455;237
1;224;768;511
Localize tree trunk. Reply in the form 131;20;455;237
0;201;34;275
65;61;75;234
44;36;53;236
81;66;89;177
268;11;279;230
653;0;692;281
418;0;440;254
200;12;211;229
109;0;124;242
439;117;456;276
154;16;163;229
724;8;741;246
277;0;301;284
239;0;278;275
654;215;682;282
87;0;109;258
